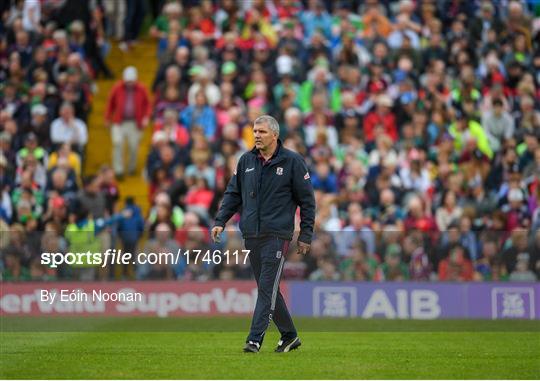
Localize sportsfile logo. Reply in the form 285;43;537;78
491;287;535;319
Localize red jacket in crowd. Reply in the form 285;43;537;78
105;81;152;128
363;110;398;143
438;257;474;281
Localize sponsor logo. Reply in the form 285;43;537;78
276;251;282;259
313;287;357;317
276;167;283;175
245;168;254;172
491;287;535;319
304;172;310;180
361;289;441;319
313;287;442;319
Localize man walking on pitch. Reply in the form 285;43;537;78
212;115;315;353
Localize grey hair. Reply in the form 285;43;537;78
60;101;74;111
284;107;301;120
254;115;280;136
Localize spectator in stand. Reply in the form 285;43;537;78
282;251;308;280
502;228;536;276
528;230;540;278
41;195;68;233
339;242;378;281
46;166;78;202
404;234;432;281
153;108;189;148
509;253;537;281
337;204;376;257
64;201;129;281
374;244;410;281
120;0;146;52
149;2;185;42
502;188;531;231
154;65;188;116
310;162;338;194
147;192;184;235
137;222;180;280
309;256;341;281
185;176;214;215
363;94;398;148
95;167;117;218
2;250;30;281
187;66;221;107
449;110;494;160
3;0;540;283
475;238;502;281
0;0;118;278
438;245;474;281
180;90;217;141
48;143;81;179
26;104;51;149
436;190;463;231
482;98;515;154
50;102;88;156
403;195;437;234
299;65;341;114
116;196;144;280
105;66;151;179
16;132;47;170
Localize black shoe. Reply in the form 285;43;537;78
243;341;260;353
275;337;301;352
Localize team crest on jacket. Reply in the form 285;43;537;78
276;167;283;175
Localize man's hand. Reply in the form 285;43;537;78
211;226;224;243
297;241;310;255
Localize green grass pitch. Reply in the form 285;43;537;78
1;317;539;379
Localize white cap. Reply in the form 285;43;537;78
164;2;182;14
123;66;138;82
276;55;293;75
31;104;47;116
377;94;393;107
383;151;398;167
152;131;167;145
508;188;524;202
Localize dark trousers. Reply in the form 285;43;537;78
149;0;166;19
245;236;297;345
124;0;145;42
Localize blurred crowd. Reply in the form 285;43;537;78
1;0;540;282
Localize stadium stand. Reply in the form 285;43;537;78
0;0;539;282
